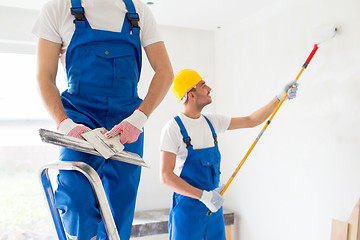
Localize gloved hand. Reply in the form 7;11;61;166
105;109;148;144
199;186;225;213
58;118;91;139
276;80;299;101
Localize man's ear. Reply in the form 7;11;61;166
187;91;196;101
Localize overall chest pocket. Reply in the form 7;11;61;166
92;43;139;95
198;151;221;187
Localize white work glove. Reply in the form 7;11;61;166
58;118;91;139
199;186;225;213
276;80;299;101
105;109;148;144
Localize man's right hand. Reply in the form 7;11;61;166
58;118;91;139
276;80;299;101
199;187;224;213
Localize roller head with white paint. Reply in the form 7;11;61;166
312;25;338;44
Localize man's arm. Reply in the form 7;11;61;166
36;38;68;125
228;97;279;130
138;41;174;117
160;150;203;199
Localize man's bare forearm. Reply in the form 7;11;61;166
160;151;203;200
247;97;279;127
139;42;173;117
228;97;279;130
139;68;173;116
37;75;67;125
37;38;67;125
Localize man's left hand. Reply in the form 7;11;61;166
105;109;148;144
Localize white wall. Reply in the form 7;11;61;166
214;0;360;239
136;25;216;209
1;0;359;239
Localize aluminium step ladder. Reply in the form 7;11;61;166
40;161;120;240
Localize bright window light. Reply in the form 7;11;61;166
0;53;60;238
0;53;67;146
0;52;67;120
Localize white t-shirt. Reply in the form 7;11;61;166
160;113;231;176
32;0;162;65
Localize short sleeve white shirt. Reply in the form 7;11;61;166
32;0;162;65
160;113;231;176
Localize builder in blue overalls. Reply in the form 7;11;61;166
159;69;298;240
33;0;173;239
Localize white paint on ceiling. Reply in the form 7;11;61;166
0;0;300;30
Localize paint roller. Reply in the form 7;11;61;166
312;25;338;45
206;25;338;216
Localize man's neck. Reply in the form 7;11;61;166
182;106;202;119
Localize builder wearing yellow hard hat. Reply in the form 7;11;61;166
172;69;205;102
159;69;298;240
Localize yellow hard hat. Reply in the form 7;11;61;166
172;69;203;101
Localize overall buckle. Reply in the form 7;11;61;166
212;133;218;144
126;12;140;30
71;7;85;23
183;137;193;148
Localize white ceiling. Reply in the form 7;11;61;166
0;0;288;30
144;0;281;30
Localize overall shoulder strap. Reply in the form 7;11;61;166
70;0;87;28
123;0;141;35
174;116;193;149
203;115;218;144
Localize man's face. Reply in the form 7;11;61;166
192;80;212;107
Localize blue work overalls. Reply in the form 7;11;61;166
54;0;143;239
169;116;226;240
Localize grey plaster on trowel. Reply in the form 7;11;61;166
82;128;124;159
38;128;148;167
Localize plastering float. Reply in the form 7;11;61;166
81;128;124;160
39;128;148;167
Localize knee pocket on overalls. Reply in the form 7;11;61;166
55;170;98;213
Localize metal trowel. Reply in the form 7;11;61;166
82;128;124;159
38;128;148;167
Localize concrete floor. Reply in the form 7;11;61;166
0;171;57;240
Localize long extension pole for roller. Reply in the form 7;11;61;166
207;44;319;216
